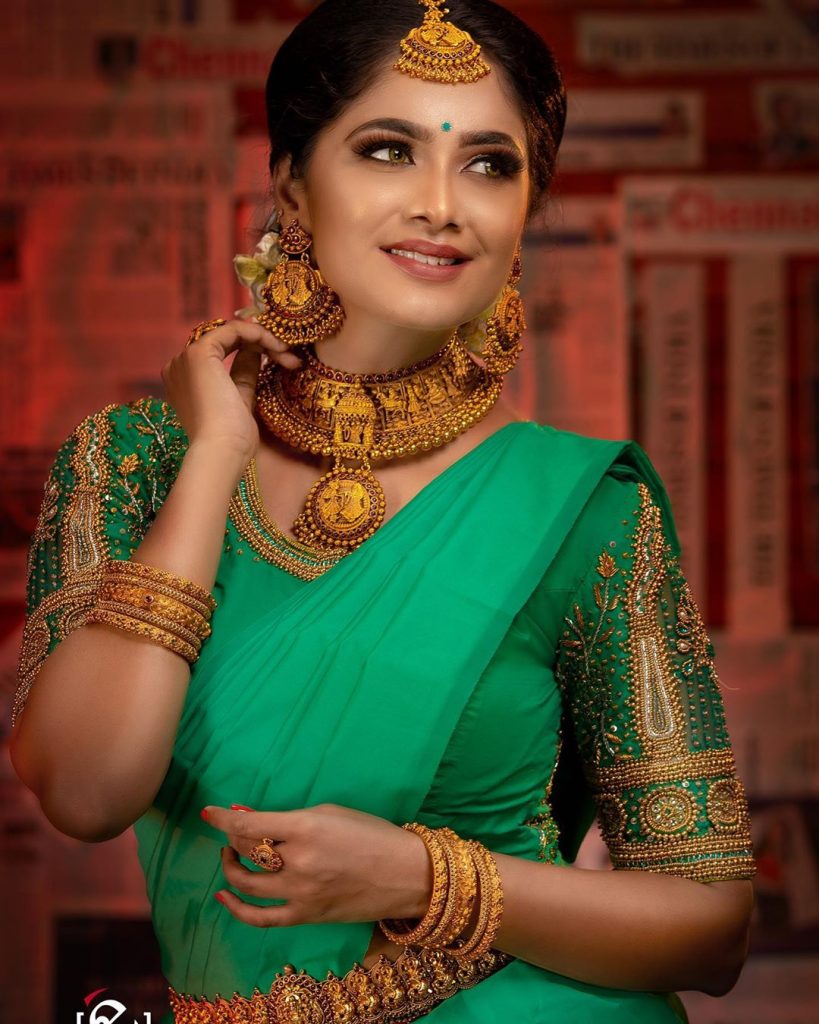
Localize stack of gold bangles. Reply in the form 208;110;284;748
85;559;217;664
378;823;504;961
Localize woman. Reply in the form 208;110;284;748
9;1;756;1022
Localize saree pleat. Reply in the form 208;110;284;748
132;419;687;1022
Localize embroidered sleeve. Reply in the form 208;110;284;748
554;479;756;882
11;397;188;729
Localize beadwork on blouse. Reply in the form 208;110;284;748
12;398;186;728
555;481;756;882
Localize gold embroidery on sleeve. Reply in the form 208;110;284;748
557;481;756;882
640;786;697;837
33;476;59;546
706;778;744;832
675;579;718;681
626;484;687;762
12;406;117;728
523;725;563;863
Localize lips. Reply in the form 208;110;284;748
381;238;471;261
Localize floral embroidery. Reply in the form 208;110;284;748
127;397;189;517
556;550;623;769
674;579;718;681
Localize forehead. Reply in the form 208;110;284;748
327;59;526;145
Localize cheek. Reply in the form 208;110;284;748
309;190;385;279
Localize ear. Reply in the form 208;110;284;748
270;153;311;232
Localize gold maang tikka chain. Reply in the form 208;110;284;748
254;332;503;551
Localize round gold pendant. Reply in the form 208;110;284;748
293;466;386;550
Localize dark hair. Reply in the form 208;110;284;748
264;0;566;224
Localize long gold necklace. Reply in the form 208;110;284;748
254;330;503;551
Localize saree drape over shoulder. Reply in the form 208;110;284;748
13;397;756;1024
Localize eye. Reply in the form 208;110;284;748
371;144;412;165
468;151;526;179
353;136;414;165
470;157;503;179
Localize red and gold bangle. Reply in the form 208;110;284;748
104;558;217;618
98;581;212;640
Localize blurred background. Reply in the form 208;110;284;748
1;1;818;1021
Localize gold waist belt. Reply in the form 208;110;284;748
168;943;514;1023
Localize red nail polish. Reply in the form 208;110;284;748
214;891;226;905
230;803;255;812
200;808;210;821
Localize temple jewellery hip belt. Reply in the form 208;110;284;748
167;944;514;1024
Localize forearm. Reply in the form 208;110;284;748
487;853;752;996
11;441;244;840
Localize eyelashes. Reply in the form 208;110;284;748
351;132;525;180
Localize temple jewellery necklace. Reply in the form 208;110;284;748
253;332;504;553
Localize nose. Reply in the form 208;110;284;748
405;158;463;234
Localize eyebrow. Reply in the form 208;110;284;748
345;117;525;156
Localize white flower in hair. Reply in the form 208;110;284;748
232;227;283;319
457;289;503;355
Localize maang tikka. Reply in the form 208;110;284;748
256;217;346;347
395;0;491;84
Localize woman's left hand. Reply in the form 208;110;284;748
201;802;432;929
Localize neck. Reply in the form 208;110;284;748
311;313;457;374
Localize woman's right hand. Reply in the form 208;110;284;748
161;318;303;464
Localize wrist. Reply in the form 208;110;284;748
405;829;434;919
182;439;251;489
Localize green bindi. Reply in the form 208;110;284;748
441;121;452;132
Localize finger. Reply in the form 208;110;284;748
186;319;292;361
201;805;295;842
214;887;296;928
273;348;305;370
220;845;285;896
229;346;262;409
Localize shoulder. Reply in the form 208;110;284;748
530;421;679;557
527;422;680;593
525;420;628;465
64;395;186;449
525;421;658;514
62;396;187;462
53;396;189;518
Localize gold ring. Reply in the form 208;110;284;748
249;837;284;872
185;317;228;349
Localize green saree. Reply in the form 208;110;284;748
13;397;755;1024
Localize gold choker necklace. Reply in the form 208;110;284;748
254;331;503;551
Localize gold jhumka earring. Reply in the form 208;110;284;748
256;218;345;347
481;243;526;377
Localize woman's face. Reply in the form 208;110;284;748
278;57;531;335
